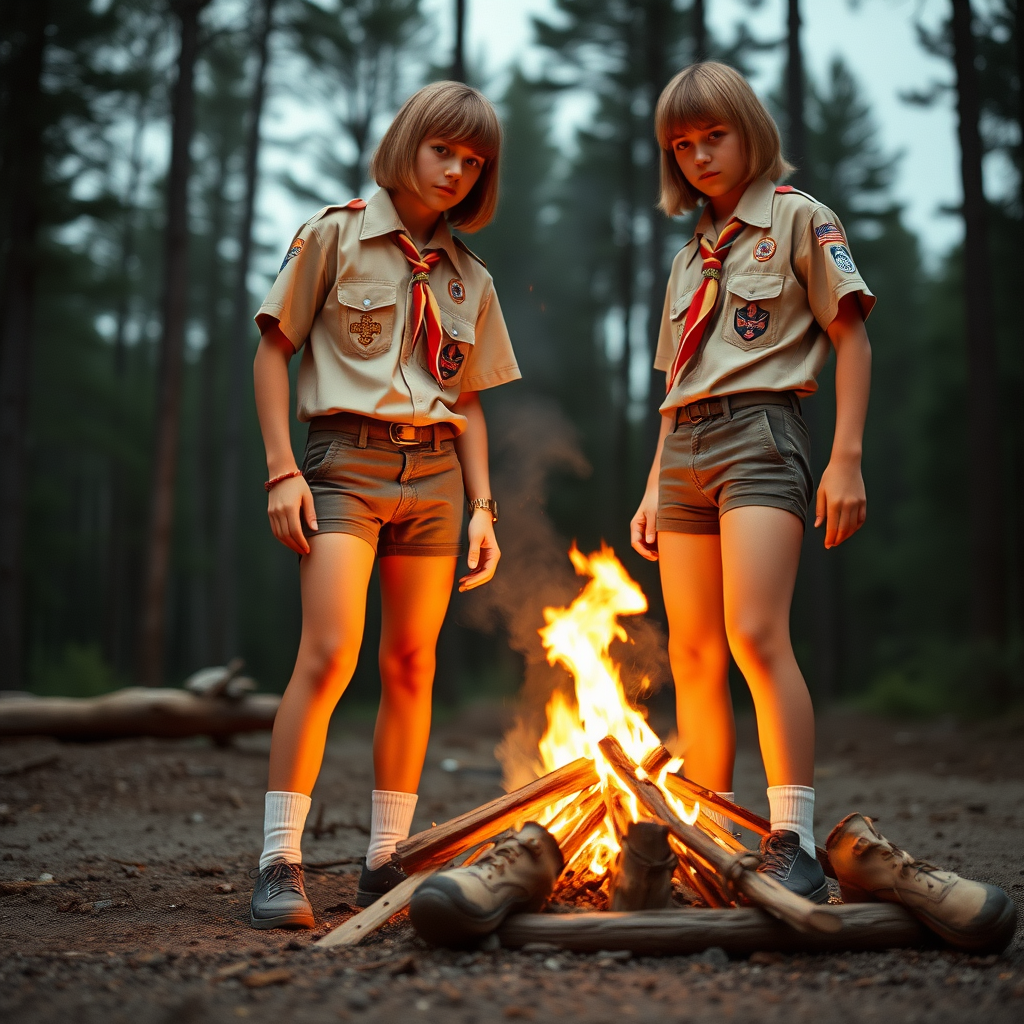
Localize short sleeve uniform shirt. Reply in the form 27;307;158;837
654;176;875;412
256;188;521;433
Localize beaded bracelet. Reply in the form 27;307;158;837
264;469;303;492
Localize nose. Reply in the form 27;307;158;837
444;160;462;180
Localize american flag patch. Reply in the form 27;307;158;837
815;223;844;246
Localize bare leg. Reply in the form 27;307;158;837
719;505;814;787
267;532;376;794
374;555;457;793
658;531;734;792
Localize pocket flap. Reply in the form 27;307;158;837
725;273;785;302
439;307;476;346
337;281;397;312
670;286;699;320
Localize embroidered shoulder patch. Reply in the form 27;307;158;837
753;237;776;262
830;244;856;274
815;223;845;246
279;237;303;272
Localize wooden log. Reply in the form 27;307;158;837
669;836;731;909
598;736;839;935
498;904;927;956
396;757;599;873
315;869;433;949
0;688;279;741
553;789;606;868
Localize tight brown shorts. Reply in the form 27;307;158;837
301;427;463;557
657;397;813;534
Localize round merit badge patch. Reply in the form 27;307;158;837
448;278;466;303
830;244;856;274
753;237;777;262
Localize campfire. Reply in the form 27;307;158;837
317;547;931;954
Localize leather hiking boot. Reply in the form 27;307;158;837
409;822;564;946
610;821;675;911
249;861;315;929
356;858;407;907
826;813;1017;952
757;830;829;904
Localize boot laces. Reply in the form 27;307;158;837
261;861;305;899
875;842;944;883
759;832;797;872
477;837;534;876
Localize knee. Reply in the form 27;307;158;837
379;643;435;698
668;633;729;686
296;635;360;700
725;615;788;676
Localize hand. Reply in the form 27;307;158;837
630;485;660;561
814;456;866;549
459;508;500;591
267;473;318;555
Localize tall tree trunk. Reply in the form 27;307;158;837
215;0;276;663
950;0;1007;672
0;0;48;689
693;0;707;60
136;0;211;686
785;0;807;185
451;0;466;83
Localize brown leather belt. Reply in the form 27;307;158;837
676;390;800;426
309;411;456;448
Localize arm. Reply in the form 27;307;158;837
630;409;675;561
817;292;872;548
253;318;318;555
452;391;500;591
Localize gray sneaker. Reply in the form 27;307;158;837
409;822;563;946
249;861;315;929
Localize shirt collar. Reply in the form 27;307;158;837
692;174;776;250
360;188;463;275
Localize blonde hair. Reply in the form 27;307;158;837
370;81;503;233
654;62;793;215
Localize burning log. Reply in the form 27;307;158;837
0;686;279;741
552;789;607;867
396;757;599;873
598;736;840;935
497;904;926;956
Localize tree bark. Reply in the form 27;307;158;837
692;0;707;60
215;0;276;663
451;0;466;82
0;0;48;689
136;0;211;686
950;0;1006;662
785;0;807;184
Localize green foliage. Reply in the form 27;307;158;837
31;643;123;697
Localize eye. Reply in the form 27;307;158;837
674;140;690;151
432;144;448;156
708;130;725;141
465;156;481;168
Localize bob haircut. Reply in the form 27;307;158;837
655;62;793;216
369;81;502;233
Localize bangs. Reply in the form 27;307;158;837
421;91;502;159
655;65;743;149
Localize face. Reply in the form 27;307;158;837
411;137;485;213
670;122;747;202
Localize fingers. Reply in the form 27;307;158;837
301;487;318;534
630;507;659;561
824;499;867;548
267;480;313;555
814;483;826;529
459;541;500;591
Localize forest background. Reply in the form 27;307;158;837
1;0;1021;724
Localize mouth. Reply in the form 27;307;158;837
435;184;457;197
698;170;719;182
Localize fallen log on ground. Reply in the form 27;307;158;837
498;904;927;956
598;736;840;935
396;757;599;873
0;687;280;741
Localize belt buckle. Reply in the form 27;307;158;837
389;422;420;446
687;402;707;424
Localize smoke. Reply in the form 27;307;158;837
454;394;671;791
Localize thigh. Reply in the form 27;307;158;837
719;505;803;631
297;532;377;652
378;554;458;651
658;531;728;648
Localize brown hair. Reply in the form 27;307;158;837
654;62;793;215
369;81;503;233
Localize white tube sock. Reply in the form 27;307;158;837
703;791;735;833
767;785;816;857
260;791;311;870
366;790;418;870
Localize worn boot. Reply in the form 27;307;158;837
409;822;564;946
756;830;830;904
609;821;675;911
356;858;407;908
826;813;1017;952
249;861;315;929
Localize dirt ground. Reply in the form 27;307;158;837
2;707;1023;1023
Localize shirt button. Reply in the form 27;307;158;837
451;328;459;336
363;298;371;307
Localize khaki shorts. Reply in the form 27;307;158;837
657;397;813;534
301;427;464;556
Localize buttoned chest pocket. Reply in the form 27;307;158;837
435;303;475;388
669;286;699;342
338;281;397;358
721;273;784;351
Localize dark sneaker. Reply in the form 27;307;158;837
757;830;829;904
356;857;407;907
609;821;675;911
409;822;564;947
249;861;315;929
827;813;1017;952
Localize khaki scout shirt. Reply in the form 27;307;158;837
256;188;520;432
654;176;875;413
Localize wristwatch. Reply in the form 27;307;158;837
468;497;498;523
